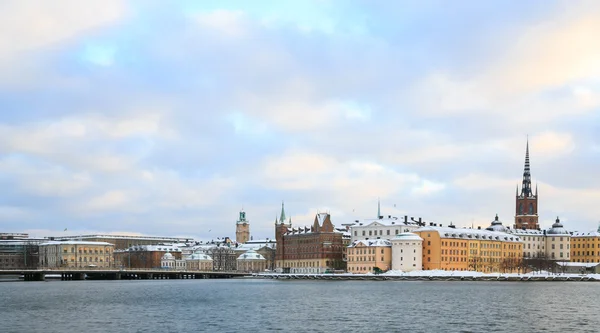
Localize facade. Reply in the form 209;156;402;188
0;239;41;269
545;217;570;261
275;205;345;273
160;252;186;270
185;252;213;271
113;244;182;269
53;235;190;250
348;216;421;242
391;233;423;272
514;140;539;230
235;210;250;244
39;241;114;268
205;245;238;271
347;239;392;274
236;249;267;273
234;239;276;270
571;226;600;263
414;226;523;273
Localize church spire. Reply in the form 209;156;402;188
520;138;533;197
279;201;286;224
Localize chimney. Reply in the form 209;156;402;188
429;222;434;226
440;224;443;227
477;226;481;230
388;215;391;219
404;216;408;223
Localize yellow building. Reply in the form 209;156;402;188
347;239;392;274
39;241;115;268
414;226;523;273
571;228;600;263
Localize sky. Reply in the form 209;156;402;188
0;0;599;241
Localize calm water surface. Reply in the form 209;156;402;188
1;279;598;332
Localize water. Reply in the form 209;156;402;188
1;279;599;332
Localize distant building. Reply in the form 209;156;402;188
0;239;41;269
235;210;250;244
346;201;423;242
571;225;600;263
185;252;213;271
391;233;423;272
514;140;540;230
275;203;345;273
236;249;267;273
0;233;29;240
414;225;523;273
160;252;185;270
234;239;276;270
113;244;182;269
39;241;114;268
347;239;392;274
53;235;191;250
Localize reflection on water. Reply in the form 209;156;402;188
1;279;599;333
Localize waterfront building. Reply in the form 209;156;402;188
236;249;267;273
275;204;345;273
160;252;186;269
347;239;392;274
0;233;29;240
234;239;276;270
571;224;600;263
514;140;540;230
414;225;523;273
346;201;423;242
185;252;213;271
53;234;191;250
235;210;250;244
113;244;182;269
545;217;571;261
0;239;42;269
391;233;423;272
39;241;114;268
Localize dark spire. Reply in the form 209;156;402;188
279;201;286;224
520;138;533;197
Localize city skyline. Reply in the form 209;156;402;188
1;1;599;240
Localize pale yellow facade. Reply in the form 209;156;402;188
571;232;600;263
39;241;115;268
347;240;392;274
414;227;523;273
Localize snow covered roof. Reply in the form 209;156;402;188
507;229;544;235
123;244;182;252
349;239;392;248
556;262;599;267
187;252;213;261
316;213;329;225
40;241;114;246
162;252;174;260
392;232;423;241
572;231;600;237
237;249;266;261
350;217;420;227
416;226;521;242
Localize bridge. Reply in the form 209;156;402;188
0;269;250;281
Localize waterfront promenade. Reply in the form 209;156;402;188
0;268;249;281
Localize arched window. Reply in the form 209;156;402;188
529;203;534;214
519;203;524;214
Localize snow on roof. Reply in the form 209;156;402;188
416;226;521;242
571;231;600;237
40;241;114;246
392;232;423;241
350;217;419;228
507;229;544;235
316;213;329;225
118;244;182;252
55;234;189;241
556;262;599;267
237;249;266;261
349;239;392;248
187;252;213;261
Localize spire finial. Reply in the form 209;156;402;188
495;213;498;221
520;138;532;197
279;201;286;224
377;198;381;219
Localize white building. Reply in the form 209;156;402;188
185;252;213;271
391;233;423;272
236;249;267;273
348;215;422;242
545;217;570;261
161;252;185;270
487;215;570;261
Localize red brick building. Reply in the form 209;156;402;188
275;203;345;273
514;140;539;230
113;244;182;269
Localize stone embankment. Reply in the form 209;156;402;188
256;273;600;282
